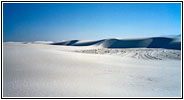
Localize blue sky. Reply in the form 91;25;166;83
3;3;181;42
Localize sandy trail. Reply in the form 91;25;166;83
3;42;181;97
77;48;181;60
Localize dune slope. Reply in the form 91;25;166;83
50;37;181;50
3;42;181;97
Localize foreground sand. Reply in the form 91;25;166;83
3;42;181;97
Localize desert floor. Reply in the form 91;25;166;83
3;42;181;97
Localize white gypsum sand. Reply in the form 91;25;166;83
3;37;181;97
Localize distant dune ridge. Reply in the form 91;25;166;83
50;37;181;50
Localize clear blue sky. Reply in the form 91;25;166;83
3;3;181;42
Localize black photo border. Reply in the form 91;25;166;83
1;1;183;99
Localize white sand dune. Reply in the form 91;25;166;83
3;37;181;97
50;37;181;50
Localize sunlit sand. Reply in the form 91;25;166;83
3;37;181;97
